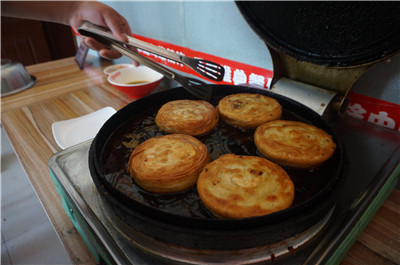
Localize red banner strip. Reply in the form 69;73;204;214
345;91;400;131
133;34;273;89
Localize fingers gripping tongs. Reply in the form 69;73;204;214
78;21;224;100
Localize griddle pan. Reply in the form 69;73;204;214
88;85;347;250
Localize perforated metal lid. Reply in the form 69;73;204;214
236;2;400;67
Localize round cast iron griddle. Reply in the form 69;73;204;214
88;85;347;250
236;2;400;67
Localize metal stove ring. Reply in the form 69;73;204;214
98;193;334;265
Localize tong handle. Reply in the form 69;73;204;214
78;21;224;82
78;22;212;99
79;31;176;81
126;35;182;62
79;21;182;62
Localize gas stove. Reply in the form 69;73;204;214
49;115;399;265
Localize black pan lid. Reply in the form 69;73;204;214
236;2;400;67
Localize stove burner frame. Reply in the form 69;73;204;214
100;194;334;264
49;116;400;265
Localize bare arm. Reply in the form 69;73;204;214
2;1;75;25
2;1;132;60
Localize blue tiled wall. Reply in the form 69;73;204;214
101;1;274;70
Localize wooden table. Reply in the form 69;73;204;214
1;56;399;265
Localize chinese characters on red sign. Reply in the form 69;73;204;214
346;91;400;131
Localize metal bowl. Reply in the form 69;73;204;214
1;59;36;97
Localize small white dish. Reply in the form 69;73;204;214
52;107;117;149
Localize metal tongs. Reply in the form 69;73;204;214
78;21;224;100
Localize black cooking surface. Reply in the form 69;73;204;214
100;93;338;219
236;2;400;66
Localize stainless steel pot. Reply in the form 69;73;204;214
1;59;36;97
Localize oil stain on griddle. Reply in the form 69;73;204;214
101;99;336;219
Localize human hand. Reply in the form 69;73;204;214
68;1;134;61
3;1;138;63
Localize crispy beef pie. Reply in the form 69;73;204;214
127;134;210;193
217;93;282;128
197;154;294;219
254;120;336;169
155;99;219;136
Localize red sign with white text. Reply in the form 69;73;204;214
133;34;274;89
345;91;400;132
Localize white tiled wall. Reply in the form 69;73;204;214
1;127;72;265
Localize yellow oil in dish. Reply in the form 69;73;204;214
126;80;149;85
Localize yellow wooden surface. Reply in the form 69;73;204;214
1;56;399;265
1;56;131;265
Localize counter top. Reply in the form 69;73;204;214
1;56;399;265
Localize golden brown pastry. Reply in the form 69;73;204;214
127;134;210;193
155;100;219;136
254;120;336;169
197;154;294;219
217;93;282;128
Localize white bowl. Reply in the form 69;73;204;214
103;64;135;76
107;66;163;98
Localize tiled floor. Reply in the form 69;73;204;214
1;127;72;265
